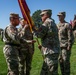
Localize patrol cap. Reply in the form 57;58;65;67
10;13;20;18
57;12;66;17
40;9;52;16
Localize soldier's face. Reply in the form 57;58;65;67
10;17;20;26
15;18;20;25
58;15;64;21
41;14;48;22
20;20;27;27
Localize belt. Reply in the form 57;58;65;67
5;43;20;47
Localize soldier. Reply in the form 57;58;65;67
3;13;35;75
35;9;60;75
71;15;76;42
18;18;35;75
57;12;73;75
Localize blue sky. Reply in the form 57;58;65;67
0;0;76;29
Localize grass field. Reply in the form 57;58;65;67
0;39;76;75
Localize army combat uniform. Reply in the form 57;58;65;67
18;26;34;75
57;12;73;75
35;9;60;75
3;24;28;75
2;13;30;75
72;18;76;42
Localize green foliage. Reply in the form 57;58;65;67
32;10;42;28
0;28;3;35
0;40;76;75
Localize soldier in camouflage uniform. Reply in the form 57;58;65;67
72;15;76;42
57;12;73;75
3;13;34;75
18;18;35;75
35;9;60;75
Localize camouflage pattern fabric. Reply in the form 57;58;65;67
3;45;20;75
73;30;76;42
35;18;60;75
18;26;34;75
57;21;73;75
3;25;27;75
40;53;59;75
59;47;71;75
71;19;76;42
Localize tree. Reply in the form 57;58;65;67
0;28;3;35
32;10;42;28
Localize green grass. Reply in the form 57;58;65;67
0;39;76;75
0;40;7;75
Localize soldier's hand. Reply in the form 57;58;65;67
38;45;42;50
30;40;36;44
27;40;36;44
24;25;29;29
67;46;71;51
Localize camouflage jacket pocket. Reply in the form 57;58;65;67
3;45;18;56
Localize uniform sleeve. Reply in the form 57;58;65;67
18;27;33;43
35;25;48;38
47;21;58;37
18;27;26;38
66;23;72;47
6;26;27;44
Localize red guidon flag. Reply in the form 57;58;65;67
18;0;34;32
